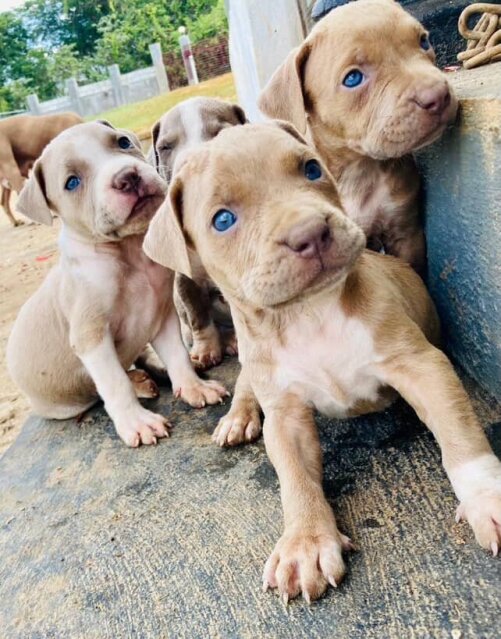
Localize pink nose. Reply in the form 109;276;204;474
112;168;141;193
413;83;451;115
283;219;332;259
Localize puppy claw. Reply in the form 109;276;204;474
341;535;356;552
263;530;348;603
282;592;289;606
174;378;228;408
212;403;262;447
262;580;269;593
455;505;465;524
114;406;171;447
492;541;499;557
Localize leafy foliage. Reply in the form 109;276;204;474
0;0;228;111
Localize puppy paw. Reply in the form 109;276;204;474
451;454;501;555
456;496;501;555
190;341;223;370
175;378;229;408
113;405;171;447
262;530;354;603
212;401;261;446
127;368;159;399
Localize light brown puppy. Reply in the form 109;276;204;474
7;121;227;447
259;0;458;273
0;112;83;226
149;97;247;370
144;122;501;603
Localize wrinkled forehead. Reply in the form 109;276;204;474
41;123;137;179
182;126;311;209
315;1;423;63
159;98;241;140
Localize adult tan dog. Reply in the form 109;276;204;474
144;122;501;602
7;121;227;447
0;112;82;226
258;0;458;273
149;97;247;370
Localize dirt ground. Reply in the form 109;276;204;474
0;200;59;456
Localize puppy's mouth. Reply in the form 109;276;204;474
129;194;158;219
126;184;165;221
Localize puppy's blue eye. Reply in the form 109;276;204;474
118;136;132;149
212;209;237;232
342;69;365;88
304;159;322;181
420;34;431;51
65;175;80;191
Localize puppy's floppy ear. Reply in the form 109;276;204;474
143;175;192;278
232;104;248;125
273;119;309;145
149;120;161;170
16;160;53;226
258;42;312;135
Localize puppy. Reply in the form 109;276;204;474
258;0;458;273
149;97;247;369
144;122;501;602
7;121;227;447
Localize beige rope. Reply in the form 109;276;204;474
458;3;501;68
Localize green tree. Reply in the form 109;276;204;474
0;11;29;87
0;0;227;110
20;0;111;57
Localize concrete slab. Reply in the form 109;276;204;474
1;358;501;638
418;62;501;402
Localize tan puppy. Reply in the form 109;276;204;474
150;97;247;370
149;97;261;445
259;0;458;272
0;112;83;226
144;122;501;602
7;121;227;447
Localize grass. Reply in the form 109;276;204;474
90;73;236;139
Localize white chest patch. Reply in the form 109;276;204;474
273;304;383;417
61;229;171;351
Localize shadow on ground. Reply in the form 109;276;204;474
0;358;500;638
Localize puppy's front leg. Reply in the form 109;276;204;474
78;331;170;447
261;392;353;603
175;273;223;370
378;339;501;554
152;305;228;407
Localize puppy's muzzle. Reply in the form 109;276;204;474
112;167;142;194
282;218;332;260
412;82;451;118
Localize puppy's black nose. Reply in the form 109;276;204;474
283;219;332;258
413;84;451;115
112;168;141;193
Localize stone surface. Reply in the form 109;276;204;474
418;62;501;402
1;358;501;638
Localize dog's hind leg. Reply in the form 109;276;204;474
1;186;21;227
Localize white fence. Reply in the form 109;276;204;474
26;43;169;117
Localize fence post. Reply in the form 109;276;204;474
66;77;83;116
149;42;170;93
224;0;306;121
108;64;125;107
178;27;199;86
26;94;42;115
